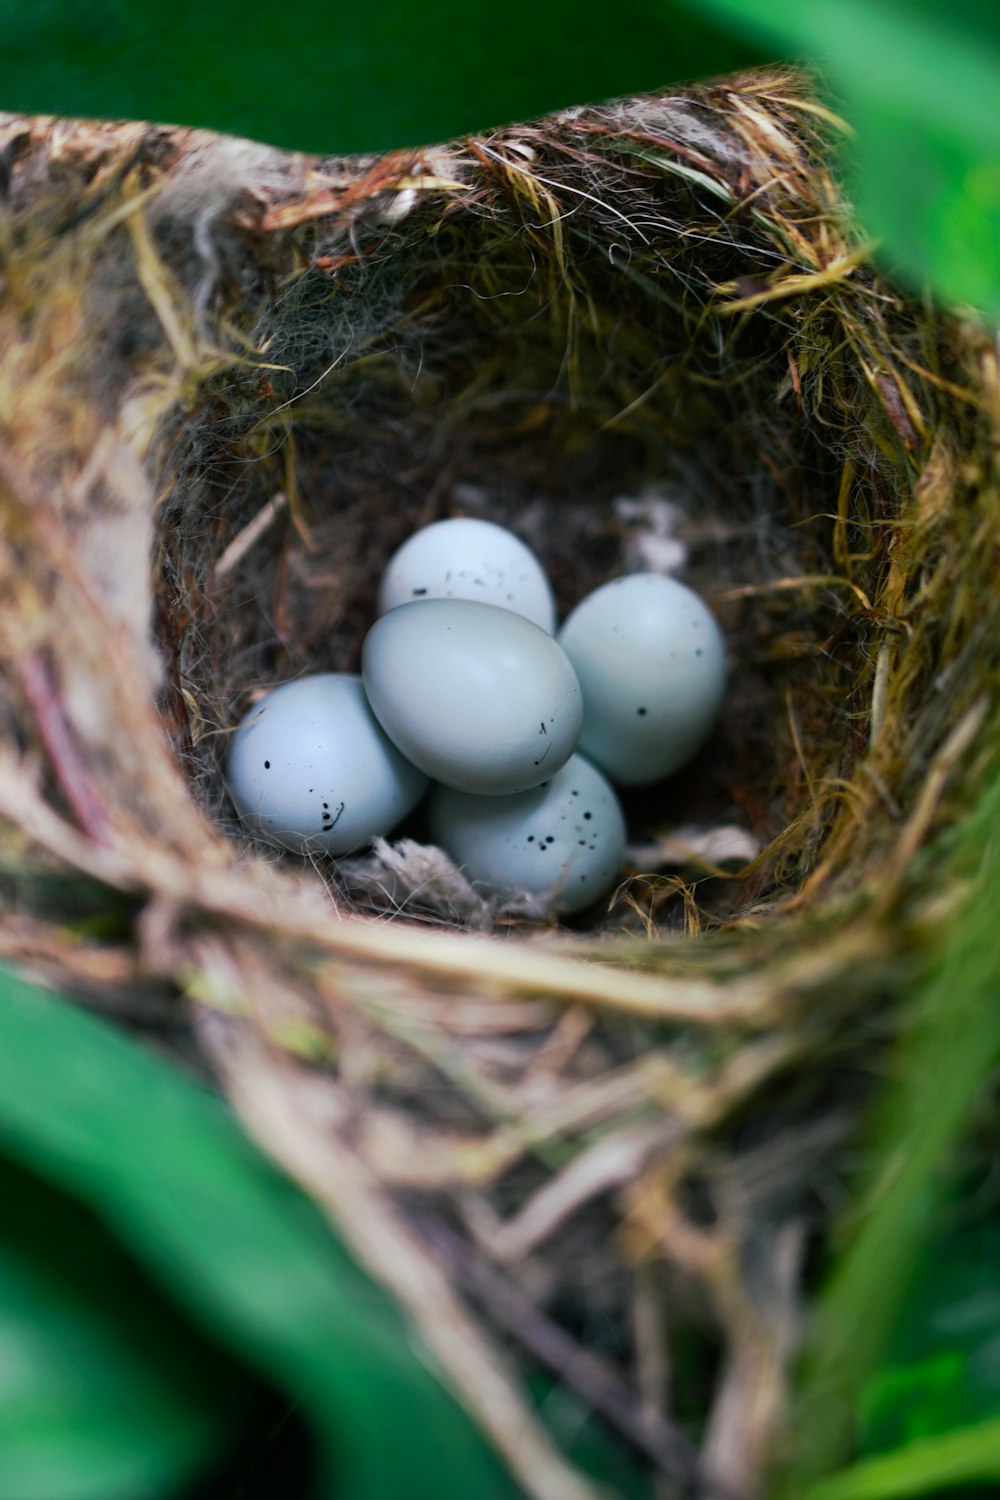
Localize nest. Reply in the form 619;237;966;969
2;68;999;1499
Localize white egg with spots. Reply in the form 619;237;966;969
226;674;428;854
377;517;556;632
428;754;626;914
558;574;726;785
362;599;582;795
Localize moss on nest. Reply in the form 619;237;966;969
1;68;999;1499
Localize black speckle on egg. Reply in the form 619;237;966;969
695;648;703;657
584;811;592;821
637;707;648;717
578;840;586;847
527;835;535;842
412;586;428;596
545;836;554;844
572;789;579;796
264;760;271;769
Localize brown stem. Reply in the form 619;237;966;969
418;1213;753;1500
20;650;112;847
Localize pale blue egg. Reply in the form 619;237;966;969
558;574;726;785
226;674;428;854
428;753;626;914
378;517;556;632
362;599;582;795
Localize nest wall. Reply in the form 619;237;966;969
139;80;998;932
2;70;999;1500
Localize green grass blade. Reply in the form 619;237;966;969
802;1418;1000;1500
784;757;1000;1488
860;1220;1000;1451
0;966;508;1500
0;0;761;155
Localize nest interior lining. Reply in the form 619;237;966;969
148;80;931;934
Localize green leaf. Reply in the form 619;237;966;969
845;82;1000;316
0;966;508;1500
801;1418;1000;1500
861;1221;1000;1452
0;1155;240;1500
680;0;1000;316
0;0;762;156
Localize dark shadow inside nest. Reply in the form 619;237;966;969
154;190;864;936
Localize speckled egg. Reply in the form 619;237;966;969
377;517;556;632
226;674;428;854
361;599;582;795
558;573;726;785
428;753;626;914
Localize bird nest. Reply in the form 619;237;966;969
2;67;999;1500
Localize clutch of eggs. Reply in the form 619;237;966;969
225;516;727;912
